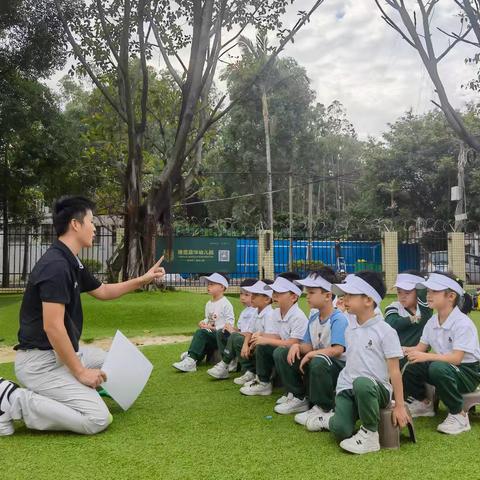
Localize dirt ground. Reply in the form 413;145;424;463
0;334;192;364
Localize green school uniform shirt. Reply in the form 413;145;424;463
384;288;432;347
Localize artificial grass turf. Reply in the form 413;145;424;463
0;291;314;346
0;291;244;346
1;341;480;480
2;290;480;347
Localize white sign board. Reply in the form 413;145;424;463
101;330;154;411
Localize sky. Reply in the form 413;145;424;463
47;1;478;139
278;0;477;138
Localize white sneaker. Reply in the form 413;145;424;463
172;356;197;372
406;398;435;418
295;405;324;426
240;378;273;396
276;393;292;405
437;413;471;435
0;378;19;436
228;358;238;373
274;396;309;415
180;351;188;361
305;409;334;432
340;426;380;454
233;371;255;385
207;361;229;379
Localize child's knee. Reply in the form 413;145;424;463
310;356;331;374
352;377;376;397
273;346;288;364
428;361;449;384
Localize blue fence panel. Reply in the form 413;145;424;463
232;238;259;278
274;240;381;274
398;243;421;272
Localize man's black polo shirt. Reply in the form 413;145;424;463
15;240;101;352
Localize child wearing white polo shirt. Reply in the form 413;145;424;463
240;272;308;397
272;267;349;425
403;272;480;435
231;279;275;385
385;271;432;357
172;273;234;373
207;278;257;379
306;271;410;455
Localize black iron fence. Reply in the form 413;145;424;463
0;225;117;288
2;225;480;290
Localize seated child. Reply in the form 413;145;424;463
273;267;349;428
306;271;410;455
403;272;480;435
230;280;275;386
385;271;432;362
172;273;234;372
207;278;258;379
239;273;308;397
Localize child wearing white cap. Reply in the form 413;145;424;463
272;267;349;424
240;272;308;396
307;271;410;455
403;272;480;434
226;279;276;385
172;273;234;372
207;278;258;379
385;271;433;360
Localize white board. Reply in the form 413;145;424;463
101;330;154;411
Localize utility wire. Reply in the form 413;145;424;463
175;169;361;207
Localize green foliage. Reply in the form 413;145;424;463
0;0;68;78
350;109;480;229
292;259;325;273
80;259;103;274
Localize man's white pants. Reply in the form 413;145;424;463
11;347;111;435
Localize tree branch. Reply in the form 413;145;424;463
148;16;183;88
53;0;127;122
436;25;473;61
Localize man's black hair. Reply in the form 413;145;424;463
355;271;386;306
52;196;95;237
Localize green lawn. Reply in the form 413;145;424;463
0;291;245;346
2;291;480;346
1;342;480;480
0;291;317;346
2;291;480;479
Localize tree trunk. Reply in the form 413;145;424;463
261;86;274;231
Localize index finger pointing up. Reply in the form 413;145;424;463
155;256;165;267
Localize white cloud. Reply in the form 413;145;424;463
46;1;478;139
279;0;478;137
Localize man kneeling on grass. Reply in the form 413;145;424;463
0;196;165;436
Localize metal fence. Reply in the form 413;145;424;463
397;230;449;275
0;225;117;288
3;225;480;290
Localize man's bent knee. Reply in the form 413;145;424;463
83;406;112;435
